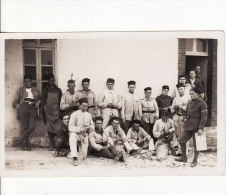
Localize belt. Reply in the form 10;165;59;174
88;105;95;109
23;101;34;105
107;106;116;109
24;98;34;102
142;110;155;113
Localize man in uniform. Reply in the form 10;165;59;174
60;79;80;115
187;69;204;100
121;80;141;134
156;85;173;118
127;120;155;154
77;78;97;118
68;98;94;166
175;87;208;167
171;75;191;98
195;65;207;101
104;116;136;156
171;83;190;138
89;116;125;162
139;87;159;142
13;75;41;151
98;78;122;129
53;112;70;158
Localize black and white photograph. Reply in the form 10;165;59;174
1;32;224;177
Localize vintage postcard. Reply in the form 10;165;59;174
0;31;225;177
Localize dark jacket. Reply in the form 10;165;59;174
57;123;69;141
187;78;204;94
12;86;40;108
184;98;208;131
156;94;173;112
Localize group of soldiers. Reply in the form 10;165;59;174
13;65;208;167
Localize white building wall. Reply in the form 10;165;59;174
57;38;178;99
5;40;23;140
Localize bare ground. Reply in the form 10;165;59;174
3;147;217;177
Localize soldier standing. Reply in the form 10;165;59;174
175;87;208;167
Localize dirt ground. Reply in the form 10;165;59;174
4;147;217;176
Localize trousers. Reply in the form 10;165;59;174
54;137;69;151
18;102;37;145
142;122;156;142
90;145;119;159
69;132;89;159
178;130;199;161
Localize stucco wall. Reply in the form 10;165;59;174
5;40;23;144
57;38;178;99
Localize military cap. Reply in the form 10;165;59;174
78;97;88;104
190;87;201;94
67;79;75;84
93;116;104;122
46;73;55;80
132;120;142;125
127;80;136;86
107;78;115;84
176;83;185;89
111;116;120;122
82;78;90;83
24;75;32;81
144;87;152;92
162;85;169;90
60;111;70;119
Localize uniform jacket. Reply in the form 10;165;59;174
139;97;159;123
153;118;175;138
172;94;190;116
60;90;80;111
121;92;141;121
104;125;128;144
77;89;96;107
89;129;114;151
12;86;40;108
156;94;173;112
184;98;208;131
127;127;151;143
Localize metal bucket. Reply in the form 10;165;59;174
156;142;168;160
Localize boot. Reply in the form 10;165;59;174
25;136;32;151
190;160;197;167
175;156;187;163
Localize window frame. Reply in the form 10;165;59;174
22;39;56;93
185;38;208;56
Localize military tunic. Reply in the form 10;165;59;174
156;94;173;118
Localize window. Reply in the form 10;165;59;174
23;39;56;93
185;39;208;56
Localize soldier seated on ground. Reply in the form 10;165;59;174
127;120;155;155
89;116;125;162
53;112;70;158
104;116;136;156
153;111;181;157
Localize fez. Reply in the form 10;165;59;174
162;85;169;90
190;87;201;94
46;73;55;80
67;79;75;84
107;78;115;84
82;78;90;83
144;87;152;92
128;80;136;85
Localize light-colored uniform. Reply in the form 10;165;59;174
98;89;122;128
60;90;80;114
68;110;94;159
171;94;190;137
104;125;134;153
171;84;191;98
127;127;154;151
77;89;97;118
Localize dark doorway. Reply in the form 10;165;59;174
185;55;212;126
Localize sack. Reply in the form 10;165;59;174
195;132;207;151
